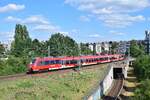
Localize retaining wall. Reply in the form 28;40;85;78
83;65;114;100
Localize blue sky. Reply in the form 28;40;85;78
0;0;150;44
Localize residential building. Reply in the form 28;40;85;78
88;42;110;55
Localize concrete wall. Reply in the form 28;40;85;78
84;65;114;100
102;66;113;93
124;60;129;78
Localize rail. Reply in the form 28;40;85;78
0;73;26;80
103;74;124;100
116;77;124;100
0;63;108;81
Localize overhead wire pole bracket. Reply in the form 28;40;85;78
48;46;50;57
77;43;81;71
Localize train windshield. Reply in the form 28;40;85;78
30;59;36;64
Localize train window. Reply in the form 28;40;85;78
89;59;91;62
70;60;77;64
83;59;86;62
66;60;70;64
90;59;92;62
92;59;94;62
55;60;61;64
99;58;103;61
50;60;55;64
81;59;83;63
105;57;108;60
30;59;36;64
38;61;45;66
45;61;50;65
81;59;85;63
86;59;89;62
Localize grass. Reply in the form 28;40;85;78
0;64;109;100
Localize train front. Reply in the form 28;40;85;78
27;58;38;73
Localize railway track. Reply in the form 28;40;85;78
0;73;27;80
0;63;108;81
103;79;124;100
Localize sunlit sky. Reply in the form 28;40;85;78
0;0;150;44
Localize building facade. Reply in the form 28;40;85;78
117;41;130;54
88;42;110;55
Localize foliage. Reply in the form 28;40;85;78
109;41;118;54
130;40;145;57
0;56;28;75
133;55;150;80
47;33;79;57
80;43;92;55
11;24;32;57
0;24;33;75
133;79;150;100
132;55;150;99
0;42;5;58
30;39;48;57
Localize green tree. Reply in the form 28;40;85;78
47;33;79;57
11;24;32;57
130;40;145;57
109;41;118;54
134;79;150;100
64;36;79;56
80;43;92;55
0;42;5;58
133;55;150;80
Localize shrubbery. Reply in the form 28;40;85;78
0;56;29;75
133;55;150;80
132;55;150;99
133;79;150;100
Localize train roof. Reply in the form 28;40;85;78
34;54;124;61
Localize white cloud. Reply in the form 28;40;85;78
0;3;25;13
88;34;100;38
33;25;60;33
65;0;149;28
0;31;14;37
23;15;49;25
0;31;14;42
109;30;125;35
99;14;145;28
71;29;79;34
5;15;49;25
5;15;66;34
79;15;90;22
6;16;21;22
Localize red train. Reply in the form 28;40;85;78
27;54;125;73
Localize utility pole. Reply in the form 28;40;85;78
78;43;81;70
48;46;50;57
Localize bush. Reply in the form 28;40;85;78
133;55;150;80
134;79;150;100
0;56;29;76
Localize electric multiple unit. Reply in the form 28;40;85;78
27;54;125;73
